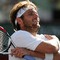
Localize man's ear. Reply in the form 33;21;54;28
16;17;24;29
16;17;23;25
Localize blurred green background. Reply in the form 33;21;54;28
0;0;60;39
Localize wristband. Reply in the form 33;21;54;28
44;54;53;60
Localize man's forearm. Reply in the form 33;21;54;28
11;47;45;59
26;49;45;59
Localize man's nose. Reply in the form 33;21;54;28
33;13;39;19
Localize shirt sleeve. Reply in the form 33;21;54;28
11;30;43;51
44;35;60;48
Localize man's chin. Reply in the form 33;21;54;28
32;25;40;28
32;25;40;31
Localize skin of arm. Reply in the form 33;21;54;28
11;47;45;59
35;35;59;53
35;42;58;53
29;51;45;59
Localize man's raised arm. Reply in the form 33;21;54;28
35;35;59;53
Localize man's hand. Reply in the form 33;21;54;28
11;47;45;59
11;47;28;58
44;34;53;40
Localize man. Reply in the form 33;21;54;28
9;0;60;60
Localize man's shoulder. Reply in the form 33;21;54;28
36;34;44;38
12;30;31;35
11;30;34;39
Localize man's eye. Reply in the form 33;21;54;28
29;13;33;15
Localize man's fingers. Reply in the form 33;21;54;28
11;49;16;56
45;34;53;40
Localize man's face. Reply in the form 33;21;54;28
22;8;40;31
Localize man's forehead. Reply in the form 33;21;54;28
25;9;37;13
16;5;37;18
24;5;37;14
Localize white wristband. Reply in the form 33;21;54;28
44;54;53;60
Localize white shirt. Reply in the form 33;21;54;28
9;30;60;60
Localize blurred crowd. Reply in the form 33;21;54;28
0;0;60;23
0;0;20;23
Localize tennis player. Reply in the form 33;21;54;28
9;0;60;60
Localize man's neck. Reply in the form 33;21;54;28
21;26;38;36
25;28;38;36
30;32;37;36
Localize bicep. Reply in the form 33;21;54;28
35;42;58;53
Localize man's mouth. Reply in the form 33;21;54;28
32;19;40;25
32;20;37;24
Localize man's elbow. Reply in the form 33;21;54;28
47;46;58;53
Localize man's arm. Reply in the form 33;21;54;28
35;42;58;53
25;49;45;59
35;35;59;53
11;47;45;59
11;35;60;59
